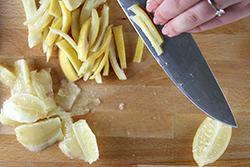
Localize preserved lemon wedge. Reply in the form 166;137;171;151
73;119;99;164
0;64;16;87
193;117;232;167
0;113;22;127
14;117;63;152
30;69;57;112
1;93;48;123
55;80;80;111
59;117;86;160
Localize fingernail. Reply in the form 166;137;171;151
153;17;160;25
162;26;170;36
146;2;153;12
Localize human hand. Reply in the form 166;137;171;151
146;0;250;37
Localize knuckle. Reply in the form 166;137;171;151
186;11;200;24
170;0;182;10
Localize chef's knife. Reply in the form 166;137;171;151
117;0;237;127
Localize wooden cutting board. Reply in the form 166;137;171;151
1;0;250;166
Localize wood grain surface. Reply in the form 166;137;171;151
1;0;250;167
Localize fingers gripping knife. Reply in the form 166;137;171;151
117;0;237;127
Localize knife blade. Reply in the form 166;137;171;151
117;0;237;127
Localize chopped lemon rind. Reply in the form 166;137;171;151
90;4;109;52
63;0;86;11
128;4;164;45
112;26;127;69
130;15;163;56
58;49;80;82
133;36;144;62
57;39;82;73
87;25;112;63
78;17;92;61
109;36;127;80
23;0;51;25
49;0;62;18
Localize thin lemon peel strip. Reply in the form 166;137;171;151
58;49;80;82
49;0;62;18
56;39;81;73
50;27;78;51
78;17;92;61
130;15;163;56
109;36;127;80
128;4;164;45
90;4;109;52
23;0;51;25
133;36;144;62
112;26;126;69
87;25;112;63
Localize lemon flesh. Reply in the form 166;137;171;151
73;119;99;164
55;80;80;111
14;117;63;152
0;64;16;87
193;117;232;167
59;117;86;160
2;93;47;123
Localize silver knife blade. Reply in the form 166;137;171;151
117;0;237;127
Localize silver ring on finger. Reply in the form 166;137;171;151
207;0;225;17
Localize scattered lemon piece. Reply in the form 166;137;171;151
73;119;99;164
14;117;63;152
193;117;232;167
